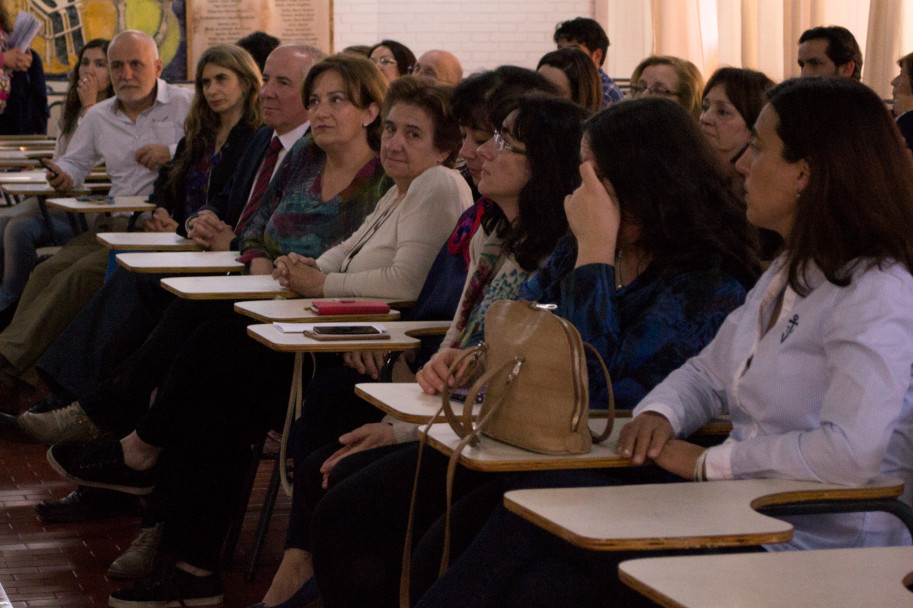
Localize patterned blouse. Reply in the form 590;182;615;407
519;235;750;410
239;135;391;262
183;147;218;221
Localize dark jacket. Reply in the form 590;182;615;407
150;119;257;236
0;49;47;135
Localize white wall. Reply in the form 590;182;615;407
333;0;598;75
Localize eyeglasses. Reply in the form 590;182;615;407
630;84;679;98
493;129;527;155
372;56;397;67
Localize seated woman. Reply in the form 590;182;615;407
700;67;773;164
892;52;913;151
0;43;259;412
536;47;602;113
308;96;762;608
413;77;913;608
629;55;703;120
0;38;113;324
369;39;416;83
45;76;472;608
699;67;780;259
251;68;563;608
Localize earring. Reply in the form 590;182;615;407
362;122;369;128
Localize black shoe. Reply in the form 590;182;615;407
34;486;140;523
108;564;224;607
47;440;157;495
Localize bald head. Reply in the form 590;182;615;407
107;30;163;114
413;50;462;86
261;44;326;134
109;30;159;59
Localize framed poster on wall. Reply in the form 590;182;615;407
186;0;332;76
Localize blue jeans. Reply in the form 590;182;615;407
0;199;74;311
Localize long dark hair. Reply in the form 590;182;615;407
586;97;761;288
768;77;913;293
61;39;114;139
485;94;590;270
451;66;558;131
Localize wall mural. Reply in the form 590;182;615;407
4;0;187;80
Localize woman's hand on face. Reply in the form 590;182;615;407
319;422;397;488
416;347;475;395
76;70;98;110
343;350;388;380
653;439;706;480
616;411;675;466
565;161;621;268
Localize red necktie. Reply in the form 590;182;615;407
234;136;282;234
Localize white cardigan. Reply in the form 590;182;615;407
317;165;472;300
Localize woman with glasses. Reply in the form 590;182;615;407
248;68;560;608
629;55;703;120
306;93;761;608
413;77;913;608
369;39;416;83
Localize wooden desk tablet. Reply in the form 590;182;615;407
97;232;201;251
355;382;451;423
504;477;903;551
2;182;110;196
234;298;402;323
161;275;297;300
0;170;48;182
116;251;244;274
421;419;625;472
619;546;913;608
47;196;155;213
247;320;451;353
355;382;622;425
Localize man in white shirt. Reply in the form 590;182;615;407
0;30;192;410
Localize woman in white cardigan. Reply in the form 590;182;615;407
272;76;472;299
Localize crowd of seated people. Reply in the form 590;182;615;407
0;14;911;608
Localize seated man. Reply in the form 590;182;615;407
0;30;192;412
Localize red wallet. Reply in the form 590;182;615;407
309;300;391;315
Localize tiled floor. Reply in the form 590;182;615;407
0;424;289;607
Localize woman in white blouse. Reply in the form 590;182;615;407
412;77;913;608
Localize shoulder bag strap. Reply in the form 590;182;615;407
583;342;615;443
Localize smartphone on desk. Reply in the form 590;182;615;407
303;325;390;341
